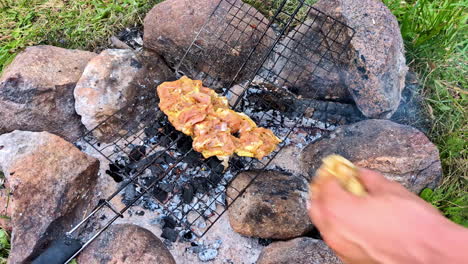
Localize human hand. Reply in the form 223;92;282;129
308;168;468;264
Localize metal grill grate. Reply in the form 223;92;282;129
63;0;354;262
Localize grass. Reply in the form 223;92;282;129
0;229;9;264
244;0;317;19
382;0;467;226
0;0;466;260
0;0;163;72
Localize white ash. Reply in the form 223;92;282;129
198;248;218;262
188;238;223;262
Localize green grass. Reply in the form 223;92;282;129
243;0;318;28
0;0;163;72
0;229;10;264
382;0;467;226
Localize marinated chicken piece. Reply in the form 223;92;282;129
193;129;238;158
236;128;281;159
157;76;281;165
158;77;228;136
216;108;256;134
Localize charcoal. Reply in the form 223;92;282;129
258;238;273;246
162;125;175;137
183;151;203;165
128;152;163;171
146;152;165;163
135;210;145;216
142;176;158;187
209;172;223;187
149;164;164;176
177;137;193;153
122;184;137;206
206;157;223;174
192;177;210;194
128;145;146;162
127;158;147;171
190;245;204;254
153;187;168;203
182;184;194;204
163;239;173;248
116;27;143;49
74;143;83;151
161;227;179;242
161;152;176;164
143;199;159;211
167;129;180;142
327;102;337;114
106;163;125;182
105;170;123;182
159;135;172;147
144;126;158;138
130;58;142;68
288;86;299;95
163;216;177;229
159;182;174;193
109;163;124;172
183;231;194;240
312;111;324;120
229;158;245;171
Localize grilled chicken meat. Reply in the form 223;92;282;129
157;76;281;165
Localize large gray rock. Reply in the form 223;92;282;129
267;16;353;102
74;49;172;142
301;119;442;193
270;0;407;117
313;0;408;118
257;237;342;264
0;131;99;263
0;45;96;141
227;171;312;239
143;0;275;87
78;224;176;264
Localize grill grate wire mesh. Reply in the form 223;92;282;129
63;0;355;262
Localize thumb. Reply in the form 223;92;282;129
358;168;412;197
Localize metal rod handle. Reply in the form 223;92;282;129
31;237;82;264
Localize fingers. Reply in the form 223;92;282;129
309;172;378;263
309;176;361;231
357;168;390;194
358;168;416;199
307;198;326;232
309;180;375;264
315;176;361;206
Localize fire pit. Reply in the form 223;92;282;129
32;0;355;262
